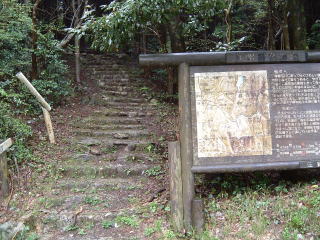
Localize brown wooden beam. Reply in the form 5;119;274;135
178;63;195;231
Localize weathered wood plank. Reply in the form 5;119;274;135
0;154;9;199
192;199;204;233
16;72;52;111
0;139;11;199
178;62;195;231
139;50;314;66
168;141;184;232
0;138;13;155
42;107;56;144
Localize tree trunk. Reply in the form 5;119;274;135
75;35;81;84
267;0;276;50
282;12;291;50
31;0;41;80
287;0;307;49
225;0;233;44
72;0;85;84
167;17;185;53
142;33;147;54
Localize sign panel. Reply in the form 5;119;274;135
190;63;320;167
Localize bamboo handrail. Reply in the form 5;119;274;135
16;72;56;144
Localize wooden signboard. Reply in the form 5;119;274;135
139;51;320;232
190;63;320;172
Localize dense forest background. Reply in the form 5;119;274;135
1;0;320;164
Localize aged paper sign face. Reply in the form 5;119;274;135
194;71;272;158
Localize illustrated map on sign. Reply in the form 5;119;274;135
194;71;272;158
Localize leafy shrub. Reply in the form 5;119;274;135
32;30;72;108
308;20;320;49
0;101;33;163
0;1;72;165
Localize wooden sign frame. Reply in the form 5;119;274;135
139;51;320;232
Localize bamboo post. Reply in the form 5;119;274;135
168;141;184;232
16;72;56;143
16;72;51;111
41;107;56;144
0;138;12;199
178;62;195;231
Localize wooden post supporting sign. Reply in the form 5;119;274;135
168;141;184;231
178;63;195;231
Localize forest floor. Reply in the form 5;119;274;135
1;54;320;240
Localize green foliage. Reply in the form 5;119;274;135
0;0;72;165
101;220;114;229
308;20;320;49
84;196;103;206
32;30;71;106
116;215;140;227
0;0;33;113
0;0;31;78
144;166;164;177
87;0;223;52
0;1;71;112
15;226;39;240
0;101;33;163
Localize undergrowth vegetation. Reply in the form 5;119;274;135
197;172;320;239
0;0;72;164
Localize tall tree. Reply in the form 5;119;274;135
267;0;275;50
31;0;41;80
287;0;307;49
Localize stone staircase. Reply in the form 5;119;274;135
40;54;165;239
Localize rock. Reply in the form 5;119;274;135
150;98;158;105
90;147;102;155
113;133;129;139
0;221;25;240
128;112;138;118
297;234;304;240
98;81;105;87
125;144;136;152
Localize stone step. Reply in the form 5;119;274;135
99;85;132;92
73;123;145;131
84;65;127;71
96;81;128;87
99;101;149;108
100;93;144;100
102;90;129;97
36;176;158;239
89;77;130;84
40;208;146;240
74;129;150;139
53;176;147;191
104;104;154;112
79;116;144;125
92;109;148;117
68;151;161;164
75;137;155;150
99;75;130;81
59;161;160;178
98;83;139;90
